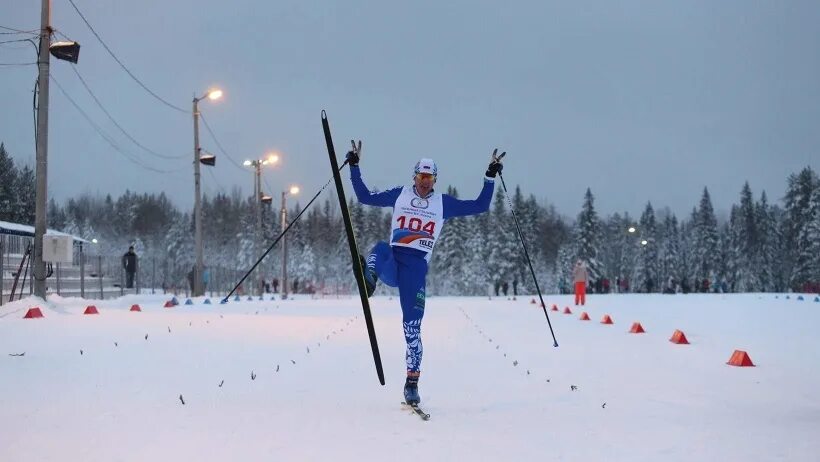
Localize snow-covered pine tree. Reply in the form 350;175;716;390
692;187;720;287
47;198;67;230
733;182;760;292
486;188;517;294
0;143;19;221
725;205;742;292
164;212;194;290
13;164;35;225
659;214;681;292
634;202;659;292
783;167;819;290
556;239;578;294
755;191;780;292
793;181;820;290
575;188;603;282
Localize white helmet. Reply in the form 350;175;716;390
414;158;437;177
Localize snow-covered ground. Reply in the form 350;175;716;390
1;292;819;461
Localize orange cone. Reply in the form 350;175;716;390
164;301;175;308
130;304;141;312
579;312;590;321
601;314;614;324
727;350;755;367
669;329;689;344
563;307;572;314
629;322;645;333
23;307;44;319
84;305;99;315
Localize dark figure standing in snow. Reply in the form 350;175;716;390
347;141;501;405
122;246;138;289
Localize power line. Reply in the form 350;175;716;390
198;112;247;172
66;0;188;114
50;74;187;174
0;62;36;66
0;38;37;45
68;64;187;160
0;25;38;34
206;167;226;192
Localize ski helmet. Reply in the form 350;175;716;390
414;158;437;177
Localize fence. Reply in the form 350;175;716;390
0;234;254;305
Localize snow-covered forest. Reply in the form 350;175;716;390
2;143;818;295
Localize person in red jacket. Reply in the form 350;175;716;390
572;260;589;305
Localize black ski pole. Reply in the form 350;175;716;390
222;160;349;303
322;110;385;386
497;169;559;347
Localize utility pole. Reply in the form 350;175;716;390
33;0;51;299
255;162;263;296
192;97;203;297
281;191;288;300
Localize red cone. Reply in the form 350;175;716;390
83;305;99;315
563;307;572;314
23;307;44;319
579;312;590;321
130;304;141;312
601;314;614;325
628;322;645;333
164;301;175;308
727;350;755;367
669;329;689;344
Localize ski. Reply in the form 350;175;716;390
321;110;386;386
402;402;431;421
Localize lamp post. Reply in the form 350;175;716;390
243;154;279;295
192;88;222;297
280;185;300;299
32;0;81;299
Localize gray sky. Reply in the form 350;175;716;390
1;0;818;221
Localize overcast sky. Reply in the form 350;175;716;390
1;0;818;221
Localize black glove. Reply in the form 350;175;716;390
485;149;505;178
346;150;359;166
346;140;362;166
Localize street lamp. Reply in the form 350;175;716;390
280;185;300;300
244;153;280;295
192;87;222;297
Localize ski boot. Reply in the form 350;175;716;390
403;374;421;405
357;254;378;297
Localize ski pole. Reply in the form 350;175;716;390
497;169;559;347
222;159;350;303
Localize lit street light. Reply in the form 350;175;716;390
192;87;222;297
280;185;300;299
244;153;280;295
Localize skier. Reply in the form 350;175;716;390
346;142;502;405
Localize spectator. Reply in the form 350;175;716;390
572;260;589;306
502;281;509;296
512;278;518;297
272;277;279;294
121;246;138;289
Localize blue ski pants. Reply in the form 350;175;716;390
367;242;427;373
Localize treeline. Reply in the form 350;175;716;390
1;142;817;294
